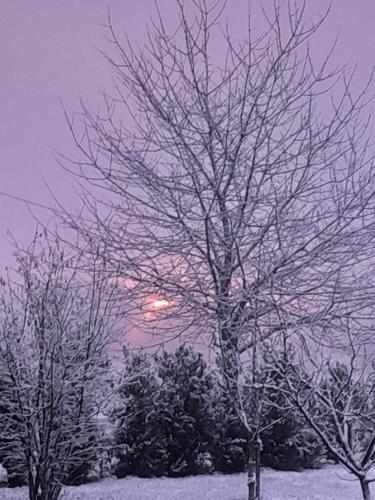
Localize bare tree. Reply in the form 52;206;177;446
0;234;117;500
60;1;375;498
274;326;375;500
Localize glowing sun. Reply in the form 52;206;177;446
152;298;171;310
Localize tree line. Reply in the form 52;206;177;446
112;344;326;478
1;241;373;500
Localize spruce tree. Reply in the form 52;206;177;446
113;346;217;477
155;345;216;476
112;351;168;477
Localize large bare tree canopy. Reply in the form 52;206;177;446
63;0;375;352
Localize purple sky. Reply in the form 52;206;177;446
0;0;375;270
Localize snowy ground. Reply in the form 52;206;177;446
1;466;372;500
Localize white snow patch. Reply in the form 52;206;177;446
0;466;371;500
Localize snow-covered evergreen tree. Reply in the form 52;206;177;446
155;345;216;476
113;345;216;477
112;351;167;477
209;382;248;474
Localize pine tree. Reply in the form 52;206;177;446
155;345;216;476
112;346;326;477
112;351;168;477
113;345;217;477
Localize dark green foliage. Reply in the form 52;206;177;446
113;346;216;477
113;351;167;477
261;412;324;471
156;346;216;476
209;386;248;473
260;357;325;471
112;346;327;478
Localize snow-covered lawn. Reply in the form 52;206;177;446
1;466;372;500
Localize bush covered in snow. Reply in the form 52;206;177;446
111;345;326;478
112;346;217;477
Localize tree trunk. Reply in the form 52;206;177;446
248;436;261;500
360;478;371;500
